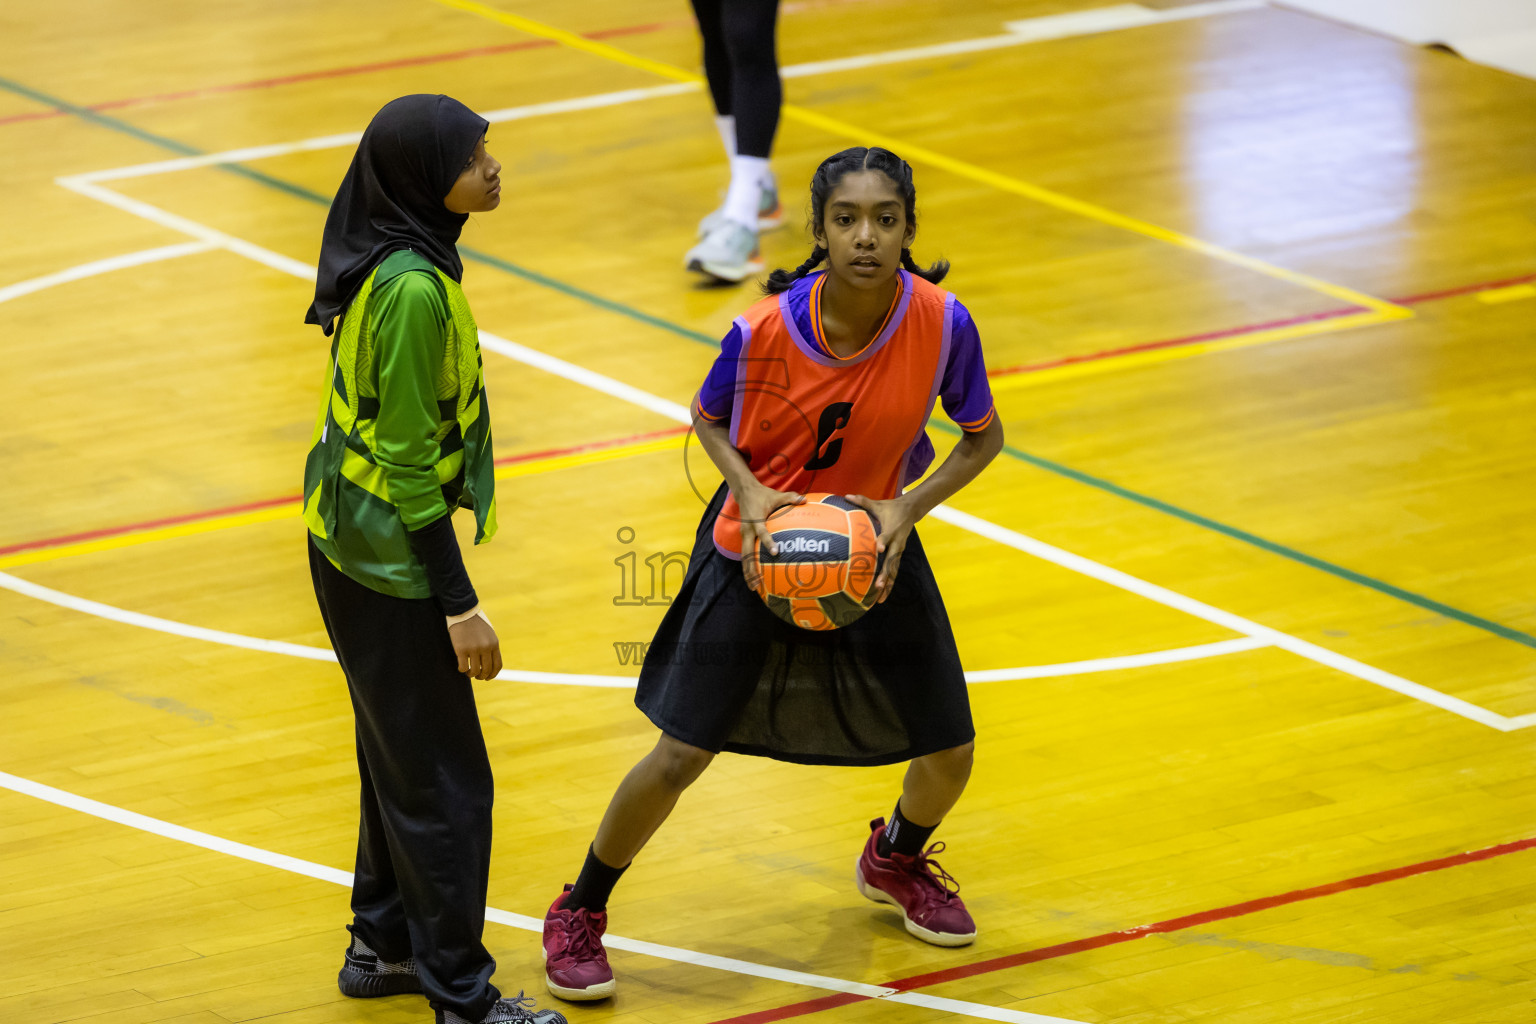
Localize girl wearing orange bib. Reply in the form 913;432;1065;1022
539;148;1004;1002
708;262;972;560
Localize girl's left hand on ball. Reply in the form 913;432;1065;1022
843;493;918;603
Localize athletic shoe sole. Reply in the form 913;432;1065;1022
697;203;787;239
855;863;977;947
686;252;766;283
541;946;617;1001
757;201;785;232
338;966;423;998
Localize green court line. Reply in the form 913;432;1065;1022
0;76;717;346
929;421;1536;649
11;75;1532;651
455;245;715;343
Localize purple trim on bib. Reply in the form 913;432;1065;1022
714;526;745;562
778;270;913;368
897;290;956;488
727;315;752;448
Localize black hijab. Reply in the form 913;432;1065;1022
305;94;489;335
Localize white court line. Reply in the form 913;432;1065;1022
30;182;1531;731
0;241;215;305
0;568;1261;688
53;176;694;425
57;176;317;280
0;769;1089;1024
0;570;338;663
0;570;633;688
71;3;1267;184
477;331;691;424
964;637;1269;682
72;84;701;183
0;770;354;886
1000;1;1266;40
931;506;1524;732
785;1;1266;77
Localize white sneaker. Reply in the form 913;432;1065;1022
685;220;764;283
697;182;785;238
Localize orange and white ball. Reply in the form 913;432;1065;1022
754;493;884;631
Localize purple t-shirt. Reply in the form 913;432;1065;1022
693;272;996;481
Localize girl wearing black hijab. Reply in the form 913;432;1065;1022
302;94;562;1024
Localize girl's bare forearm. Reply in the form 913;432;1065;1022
903;417;1004;520
694;416;766;497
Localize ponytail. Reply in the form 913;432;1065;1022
900;247;949;286
763;245;828;294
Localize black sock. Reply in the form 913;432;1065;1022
877;800;938;858
566;845;628;912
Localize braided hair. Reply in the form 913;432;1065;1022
763;147;949;294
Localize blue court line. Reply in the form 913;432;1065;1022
8;74;1532;651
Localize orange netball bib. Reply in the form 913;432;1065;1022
711;270;957;559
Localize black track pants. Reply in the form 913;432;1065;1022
691;0;782;157
309;537;499;1020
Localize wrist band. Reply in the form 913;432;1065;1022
445;605;492;628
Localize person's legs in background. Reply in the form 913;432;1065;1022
687;0;784;282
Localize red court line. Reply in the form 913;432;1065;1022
986;268;1536;382
0;495;303;558
718;993;864;1024
6;262;1530;557
986;305;1362;379
1392;270;1536;305
707;834;1536;1024
0;20;685;127
0;425;689;558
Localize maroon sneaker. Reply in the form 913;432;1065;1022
542;885;616;1001
855;817;977;947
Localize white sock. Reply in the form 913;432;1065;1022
714;115;737;160
722;155;770;230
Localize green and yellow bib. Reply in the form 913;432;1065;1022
302;251;496;598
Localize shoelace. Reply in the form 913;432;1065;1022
557;908;607;961
485;991;541;1022
907;842;962;901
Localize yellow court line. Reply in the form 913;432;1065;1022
777;106;1412;319
429;0;1413;319
0;435;688;572
990;308;1399;391
1476;283;1536;305
0;505;299;571
494;434;686;477
431;0;699;84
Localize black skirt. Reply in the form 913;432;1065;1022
635;483;974;766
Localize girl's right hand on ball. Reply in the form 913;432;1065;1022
736;483;804;591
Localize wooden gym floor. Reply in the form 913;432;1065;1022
2;1;1534;1022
